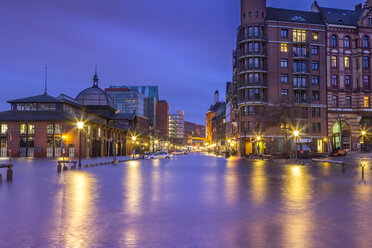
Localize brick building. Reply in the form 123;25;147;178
0;71;133;158
155;100;169;140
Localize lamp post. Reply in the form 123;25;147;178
256;136;261;156
294;130;299;160
361;130;366;151
132;136;136;159
77;121;84;167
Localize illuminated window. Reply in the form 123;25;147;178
331;56;337;67
20;124;26;135
0;124;8;134
364;96;370;108
28;124;35;135
293;29;306;43
98;128;101;137
312;32;319;40
345;57;350;68
47;124;54;134
55;124;62;134
280;43;288;52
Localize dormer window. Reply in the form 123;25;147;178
289;15;306;22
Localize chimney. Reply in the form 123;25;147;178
355;3;362;11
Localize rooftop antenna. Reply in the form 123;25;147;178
93;63;99;87
44;66;48;95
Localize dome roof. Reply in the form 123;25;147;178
76;69;115;108
76;87;115;108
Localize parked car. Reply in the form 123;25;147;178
173;150;187;155
148;151;171;159
331;148;346;157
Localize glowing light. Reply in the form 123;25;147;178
294;130;299;137
62;135;66;140
362;130;366;136
257;136;261;141
132;136;136;141
77;121;84;129
323;137;328;142
155;140;158;144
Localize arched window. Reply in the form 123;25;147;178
344;36;350;48
55;124;62;134
363;36;369;48
289;15;306;22
331;35;337;47
47;124;54;135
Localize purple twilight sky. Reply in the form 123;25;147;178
0;0;362;124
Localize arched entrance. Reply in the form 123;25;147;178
332;120;351;150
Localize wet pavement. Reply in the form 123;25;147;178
0;153;372;248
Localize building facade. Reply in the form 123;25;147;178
311;1;372;151
169;110;185;141
155;100;169;140
236;0;331;156
105;88;145;116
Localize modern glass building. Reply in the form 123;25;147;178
105;88;145;116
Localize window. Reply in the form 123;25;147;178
254;42;259;52
281;74;288;84
254;58;259;68
248;58;253;68
20;124;26;135
293;29;306;42
281;59;288;68
248;122;253;131
364;75;370;88
55;124;62;134
248;106;253;116
293;75;306;87
98;128;101;137
312;107;321;117
243;106;248;116
312;46;318;55
281;43;288;52
332;96;338;107
0;124;8;134
255;11;258;17
293;61;306;73
312;61;319;70
255;121;260;131
281;29;288;38
312;32;319;40
331;56;337;67
312;76;319;85
290;16;306;22
364;96;370;108
344;36;350;48
254;73;259;82
363;56;369;68
254;106;260;116
293;46;306;57
312;122;321;133
331;75;338;87
363;36;369;48
345;57;350;68
312;91;319;100
28;124;35;135
254;26;259;37
331;35;337;47
281;89;288;97
345;75;351;88
345;96;351;108
248;27;253;37
369;18;372;27
47;124;54;134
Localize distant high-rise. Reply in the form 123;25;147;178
214;90;219;105
105;88;145;116
169;110;185;140
156;100;169;140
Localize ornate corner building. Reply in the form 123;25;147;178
233;0;372;156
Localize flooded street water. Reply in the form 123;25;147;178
0;154;372;248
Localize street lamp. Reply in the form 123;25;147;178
294;130;299;160
361;130;367;149
77;121;84;167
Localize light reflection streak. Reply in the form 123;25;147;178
224;159;239;205
282;165;313;248
250;161;267;204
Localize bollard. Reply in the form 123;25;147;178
84;164;88;168
63;166;68;171
57;164;62;173
100;162;103;166
0;173;2;183
95;163;98;166
7;168;13;181
361;164;365;180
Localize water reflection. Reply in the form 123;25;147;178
282;165;314;248
56;172;97;248
250;161;268;204
123;160;142;216
224;159;239;205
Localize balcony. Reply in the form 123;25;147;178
292;68;309;74
239;96;268;104
238;80;268;88
294;98;310;105
238;65;268;73
292;52;309;59
238;34;268;42
292;82;310;89
292;36;310;44
239;50;268;57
